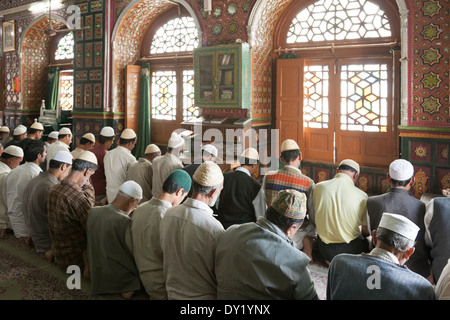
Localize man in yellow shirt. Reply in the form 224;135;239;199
311;159;369;264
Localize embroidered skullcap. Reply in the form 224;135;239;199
0;126;9;133
100;126;115;137
168;132;185;149
48;131;59;140
379;212;420;242
52;150;73;165
241;147;259;161
389;159;414;181
145;144;161;154
339;159;360;173
82;133;95;143
13;125;27;136
281;139;300;152
202;144;218;157
166;169;192;192
75;150;97;165
30;119;44;131
193;160;224;187
120;128;136;139
59;127;72;135
270;189;307;221
3;145;23;158
119;180;143;200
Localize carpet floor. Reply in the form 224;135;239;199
0;234;328;300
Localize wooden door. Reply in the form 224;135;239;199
276;58;305;152
125;65;141;134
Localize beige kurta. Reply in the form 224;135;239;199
151;154;183;198
126;158;153;203
0;162;12;230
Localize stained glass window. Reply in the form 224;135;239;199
55;32;74;60
183;70;198;120
304;65;329;128
151;70;177;120
150;16;199;54
340;63;388;132
286;0;391;43
59;73;74;111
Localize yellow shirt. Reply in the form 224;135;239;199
313;173;368;244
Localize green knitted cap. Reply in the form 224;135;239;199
270;189;307;220
166;169;192;192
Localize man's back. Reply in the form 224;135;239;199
151;154;182;197
160;198;224;299
313;173;368;243
104;146;136;201
327;253;435;300
126;158;153;202
367;188;430;278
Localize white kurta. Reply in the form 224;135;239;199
5;162;42;238
104;146;137;203
151;154;183;198
70;147;85;160
160;198;225;299
46;140;70;169
0;162;12;230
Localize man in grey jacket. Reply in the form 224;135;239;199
366;159;431;280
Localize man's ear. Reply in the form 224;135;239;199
403;246;415;261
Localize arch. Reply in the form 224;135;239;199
19;14;69;111
111;0;202;113
247;0;408;123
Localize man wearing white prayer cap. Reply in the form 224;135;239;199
45;126;73;170
22;150;73;259
126;143;161;203
160;161;225;299
216;147;267;229
151;132;185;198
261;138;316;261
367;158;431;280
327;212;435;300
90;126;116;203
71;133;96;159
47;148;97;276
4;124;27;148
87;180;142;299
103;128;137;203
0;146;24;239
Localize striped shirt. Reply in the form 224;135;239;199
47;180;95;270
262;165;315;206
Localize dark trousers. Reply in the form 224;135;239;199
317;235;369;262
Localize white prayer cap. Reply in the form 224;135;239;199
241;147;259;161
13;125;27;136
145;144;160;154
0;126;9;133
281;139;299;152
48;131;59;140
119;180;143;200
82;133;95;143
120;128;136;139
100;126;115;137
52;150;73;164
3;145;23;158
75;150;98;165
379;212;420;242
339;159;360;173
389;159;414;181
193;160;224;187
168;132;184;149
30;119;44;131
59;127;72;135
202;144;218;157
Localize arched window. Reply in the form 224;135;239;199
50;31;74;111
140;7;200;145
275;0;400;168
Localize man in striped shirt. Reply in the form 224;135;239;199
262;139;316;261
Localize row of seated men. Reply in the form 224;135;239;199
0;122;448;300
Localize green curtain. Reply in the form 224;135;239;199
134;62;151;159
46;67;60;110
